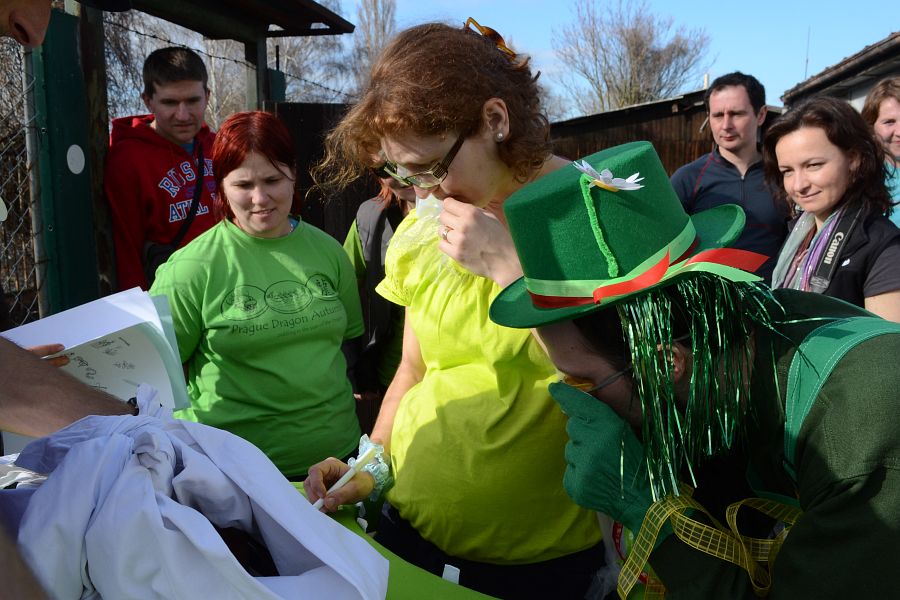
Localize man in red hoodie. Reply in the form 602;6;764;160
105;46;217;290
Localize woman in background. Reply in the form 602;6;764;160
764;95;900;321
343;167;416;433
151;111;363;479
862;77;900;218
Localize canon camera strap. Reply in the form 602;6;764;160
808;203;862;294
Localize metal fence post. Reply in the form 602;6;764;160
0;39;41;327
23;46;49;320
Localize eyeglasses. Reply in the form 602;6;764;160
561;365;633;395
382;134;465;189
464;17;516;58
561;333;691;394
371;164;391;179
370;163;412;187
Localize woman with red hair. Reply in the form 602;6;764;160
150;111;364;479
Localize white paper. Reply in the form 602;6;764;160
1;288;188;411
3;288;161;349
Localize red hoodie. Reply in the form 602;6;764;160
104;115;217;291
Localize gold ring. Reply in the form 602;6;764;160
440;226;450;242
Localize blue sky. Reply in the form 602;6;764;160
339;0;896;112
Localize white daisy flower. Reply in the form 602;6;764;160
573;160;644;191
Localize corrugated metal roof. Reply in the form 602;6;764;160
781;31;900;104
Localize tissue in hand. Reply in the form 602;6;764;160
416;195;443;219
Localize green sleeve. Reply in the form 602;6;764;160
650;334;900;598
148;252;205;363
375;213;417;307
336;238;364;340
342;219;367;281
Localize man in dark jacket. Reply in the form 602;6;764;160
671;72;788;282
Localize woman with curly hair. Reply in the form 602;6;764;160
306;19;603;599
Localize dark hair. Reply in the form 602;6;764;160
211;111;298;221
142;47;209;97
861;77;900;126
314;21;551;192
762;95;892;215
572;307;629;372
704;72;766;115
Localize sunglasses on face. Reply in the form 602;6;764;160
561;365;633;394
561;334;691;395
380;134;465;190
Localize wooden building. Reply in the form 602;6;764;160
550;89;782;175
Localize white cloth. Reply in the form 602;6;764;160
12;385;388;600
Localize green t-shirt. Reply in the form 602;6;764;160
343;219;367;278
151;219;363;477
343;219;404;388
376;211;602;564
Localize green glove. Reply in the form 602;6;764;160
550;381;654;534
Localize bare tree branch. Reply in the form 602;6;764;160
552;0;710;117
202;38;246;129
104;4;354;121
347;0;397;97
260;0;354;103
104;10;165;119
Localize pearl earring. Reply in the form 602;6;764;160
495;132;505;141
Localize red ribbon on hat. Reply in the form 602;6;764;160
528;247;767;309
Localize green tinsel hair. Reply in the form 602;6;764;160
613;273;778;500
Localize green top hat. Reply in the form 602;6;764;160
490;141;766;329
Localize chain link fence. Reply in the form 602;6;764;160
0;39;41;329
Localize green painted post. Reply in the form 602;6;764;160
31;9;100;314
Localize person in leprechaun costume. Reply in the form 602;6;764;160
490;140;900;598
